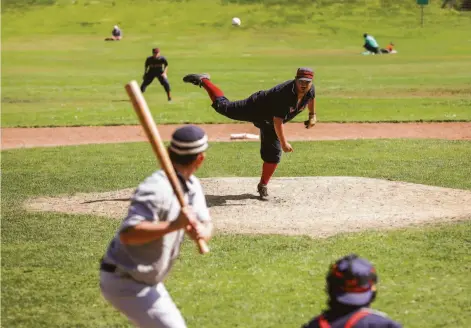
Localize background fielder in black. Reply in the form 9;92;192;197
140;48;172;101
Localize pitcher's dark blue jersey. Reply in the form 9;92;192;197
144;56;168;75
209;78;315;164
244;80;315;123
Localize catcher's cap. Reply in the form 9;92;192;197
326;254;378;306
169;125;208;156
295;67;314;82
152;48;160;54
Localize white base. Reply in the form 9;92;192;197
230;133;260;140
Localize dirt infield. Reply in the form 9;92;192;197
9;122;471;237
26;177;471;237
2;122;471;149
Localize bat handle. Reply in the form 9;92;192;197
178;195;210;254
197;239;210;254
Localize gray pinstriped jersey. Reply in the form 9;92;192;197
102;170;210;285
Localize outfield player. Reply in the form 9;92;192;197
363;33;380;54
99;125;213;328
380;42;395;54
104;25;122;41
301;254;402;328
141;48;172;101
183;67;317;198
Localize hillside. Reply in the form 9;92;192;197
3;0;470;38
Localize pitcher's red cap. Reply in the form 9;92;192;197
296;67;314;81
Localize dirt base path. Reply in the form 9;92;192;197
2;122;471;150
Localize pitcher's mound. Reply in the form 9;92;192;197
26;177;471;238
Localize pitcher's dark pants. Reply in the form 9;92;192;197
213;96;281;164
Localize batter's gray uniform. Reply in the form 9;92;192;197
99;169;210;328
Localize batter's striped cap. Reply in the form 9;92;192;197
169;125;208;156
295;67;314;81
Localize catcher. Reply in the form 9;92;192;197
301;254;402;328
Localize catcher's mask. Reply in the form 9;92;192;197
326;254;378;306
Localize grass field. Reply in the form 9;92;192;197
2;0;471;126
2;142;471;327
2;0;471;327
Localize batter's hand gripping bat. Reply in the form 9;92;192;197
125;80;209;254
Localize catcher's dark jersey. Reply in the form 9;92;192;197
144;56;168;75
302;308;402;328
244;80;315;123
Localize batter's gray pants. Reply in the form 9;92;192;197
100;271;187;328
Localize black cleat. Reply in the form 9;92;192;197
182;73;211;87
257;183;268;198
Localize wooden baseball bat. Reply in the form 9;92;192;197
125;80;209;254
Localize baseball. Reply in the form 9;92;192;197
232;17;241;26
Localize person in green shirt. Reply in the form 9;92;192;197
363;33;380;54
